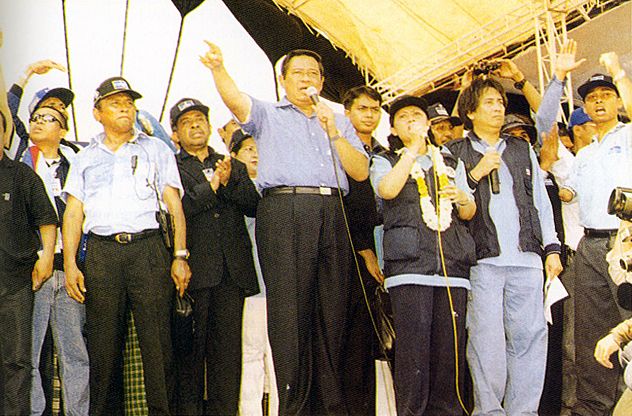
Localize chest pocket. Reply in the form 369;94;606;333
83;162;113;197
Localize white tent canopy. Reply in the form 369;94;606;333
272;0;629;103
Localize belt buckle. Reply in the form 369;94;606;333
319;186;332;196
114;233;132;244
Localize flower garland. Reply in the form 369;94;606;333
398;145;453;231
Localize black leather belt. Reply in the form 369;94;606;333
89;229;161;244
262;186;340;197
584;228;618;238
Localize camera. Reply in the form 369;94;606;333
608;187;632;221
472;60;501;76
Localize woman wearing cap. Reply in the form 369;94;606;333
369;96;476;415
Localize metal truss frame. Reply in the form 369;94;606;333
369;0;624;105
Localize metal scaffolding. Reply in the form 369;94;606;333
369;0;624;105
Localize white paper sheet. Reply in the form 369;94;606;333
544;277;569;325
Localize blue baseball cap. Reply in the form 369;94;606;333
28;87;74;115
568;107;592;130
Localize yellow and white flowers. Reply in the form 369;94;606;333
399;145;453;231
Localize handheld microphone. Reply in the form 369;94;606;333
490;169;500;194
306;86;319;105
486;147;500;194
131;155;138;175
618;282;632;311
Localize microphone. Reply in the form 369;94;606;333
490;169;500;194
486;147;500;194
131;155;138;175
617;282;632;311
306;86;319;105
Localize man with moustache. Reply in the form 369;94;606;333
62;77;190;415
170;98;260;415
559;53;632;414
201;42;368;415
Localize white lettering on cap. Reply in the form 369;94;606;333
591;75;605;81
436;107;449;117
112;80;129;90
178;100;196;111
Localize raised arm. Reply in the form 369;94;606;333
535;40;586;138
14;59;66;90
200;41;251;123
600;52;632;120
373;153;416;200
373;139;423;200
493;58;541;112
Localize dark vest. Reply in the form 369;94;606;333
446;133;543;259
379;150;477;279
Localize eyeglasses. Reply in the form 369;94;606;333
29;113;63;127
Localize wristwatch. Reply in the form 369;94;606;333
514;78;526;90
174;249;190;260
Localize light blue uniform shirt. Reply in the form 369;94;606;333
565;123;632;229
468;135;559;269
62;130;183;235
240;96;367;193
370;147;473;290
535;76;565;138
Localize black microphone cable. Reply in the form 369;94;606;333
429;140;470;415
319;106;397;379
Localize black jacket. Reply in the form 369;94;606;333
176;147;260;295
344;138;385;252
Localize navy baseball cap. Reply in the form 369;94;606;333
229;129;252;153
29;87;74;115
170;98;210;129
426;102;462;126
577;73;619;100
94;76;142;107
389;95;428;126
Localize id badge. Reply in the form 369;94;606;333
202;168;214;182
51;178;63;197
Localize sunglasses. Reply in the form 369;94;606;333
29;113;64;127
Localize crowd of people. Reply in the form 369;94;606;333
1;28;632;416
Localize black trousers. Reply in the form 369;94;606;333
341;258;377;416
0;264;33;416
85;234;174;416
175;276;245;416
389;284;467;416
256;193;352;416
572;236;630;416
